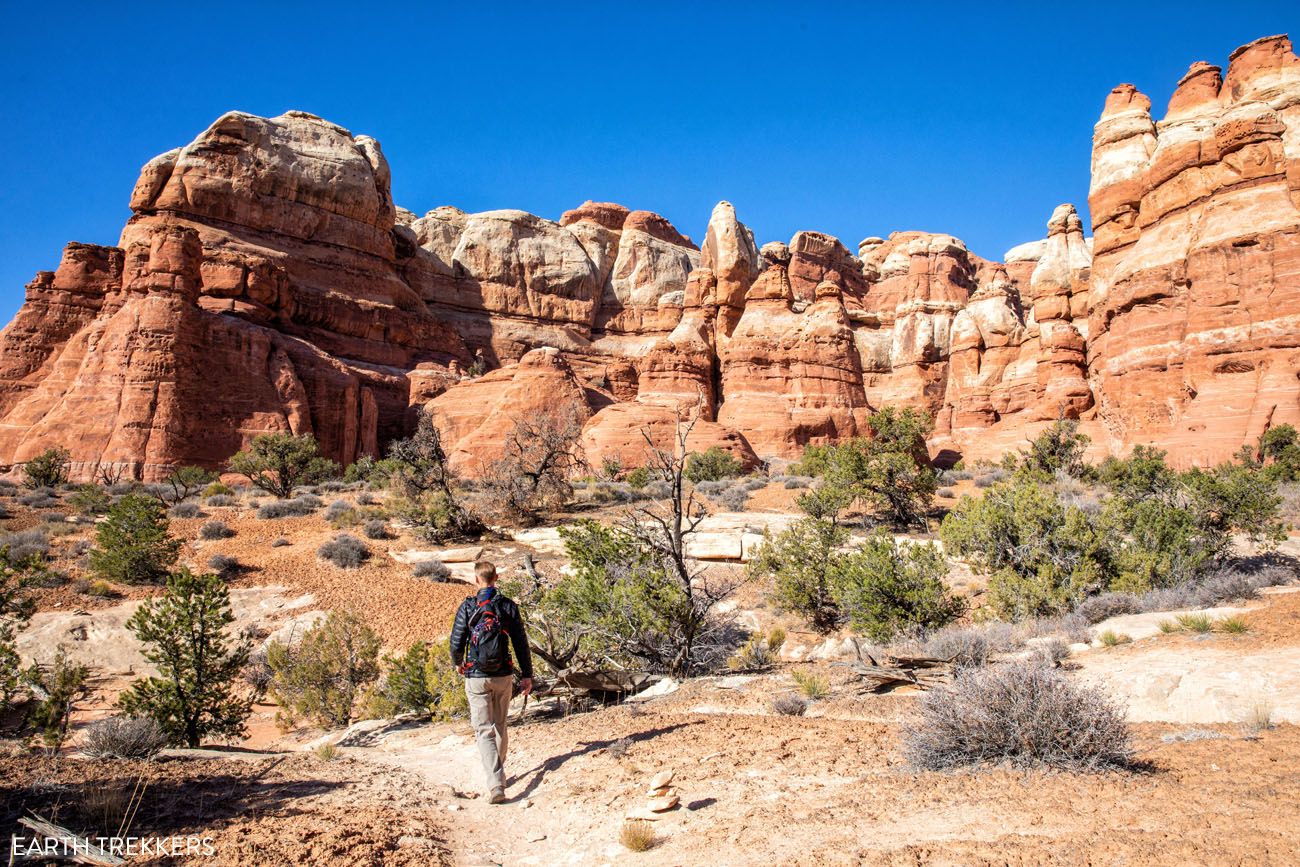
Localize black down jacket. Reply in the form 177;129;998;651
449;589;534;679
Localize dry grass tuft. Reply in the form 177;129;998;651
791;669;830;700
619;819;657;851
770;693;808;716
81;716;167;759
1215;615;1250;635
1175;613;1213;633
1241;701;1274;737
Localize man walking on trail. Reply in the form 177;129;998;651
450;560;534;803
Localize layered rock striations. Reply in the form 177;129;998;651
2;36;1298;479
1087;34;1300;464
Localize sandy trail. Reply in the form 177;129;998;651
334;674;1300;866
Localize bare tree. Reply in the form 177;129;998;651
616;404;746;674
481;404;586;525
386;409;484;542
96;462;126;487
511;554;584;674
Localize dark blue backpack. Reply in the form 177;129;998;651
468;596;512;675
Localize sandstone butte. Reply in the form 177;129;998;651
0;35;1298;481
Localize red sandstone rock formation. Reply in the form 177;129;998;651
1087;34;1300;465
1;35;1297;479
0;111;469;480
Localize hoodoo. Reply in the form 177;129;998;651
2;36;1299;479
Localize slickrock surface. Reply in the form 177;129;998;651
3;36;1299;478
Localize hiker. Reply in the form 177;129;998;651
450;560;534;803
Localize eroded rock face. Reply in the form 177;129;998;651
701;201;760;337
427;347;596;472
0;112;468;480
717;268;871;455
3;34;1299;478
1087;34;1300;465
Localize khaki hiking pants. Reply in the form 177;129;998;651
465;675;513;793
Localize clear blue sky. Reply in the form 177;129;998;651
0;3;1293;322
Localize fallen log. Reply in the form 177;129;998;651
554;670;659;695
837;653;957;693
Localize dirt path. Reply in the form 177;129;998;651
331;685;1300;866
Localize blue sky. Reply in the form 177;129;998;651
0;3;1293;322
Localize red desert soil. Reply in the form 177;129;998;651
0;752;450;866
8;488;1300;864
349;698;1300;866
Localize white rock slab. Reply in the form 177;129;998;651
388;546;483;565
510;527;566;556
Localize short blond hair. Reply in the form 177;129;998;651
474;561;498;584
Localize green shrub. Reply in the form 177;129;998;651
941;475;1105;619
599;457;623;481
26;646;88;750
1096;445;1178;501
1099;451;1282;594
422;642;469;721
749;516;847;632
268;610;381;729
794;407;937;528
203;482;235;498
1102;496;1206;592
1182;460;1284;549
543;519;731;675
1097;630;1131;647
22;447;71;489
118;569;252;747
685;447;743;483
228;432;340;499
546;521;685;672
162;465;218;505
832;533;964;641
88;494;182;585
1257;424;1300;482
68;484;111;516
1020;420;1090;479
0;546;39;713
367;641;436;717
625;466;652;490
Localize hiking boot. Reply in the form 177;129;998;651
488;789;507;804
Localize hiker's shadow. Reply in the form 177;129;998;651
508;721;698;800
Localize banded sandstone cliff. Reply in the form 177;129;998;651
1;36;1297;479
